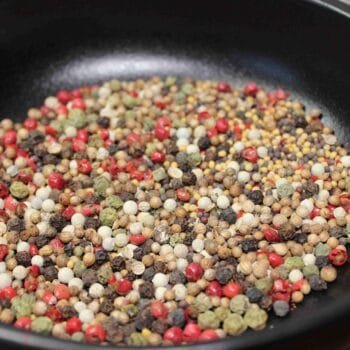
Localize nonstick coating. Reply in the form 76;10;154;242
0;0;349;349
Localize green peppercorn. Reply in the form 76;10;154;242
169;233;183;247
121;304;139;318
123;95;137;109
11;294;35;318
284;256;304;271
31;317;53;334
73;260;86;277
277;183;294;198
88;134;104;148
127;332;148;346
244;304;268;330
315;243;331;257
187;153;202;167
275;265;290;279
303;265;320;277
181;83;194;95
99;208;118;227
223;313;247;336
94;175;111;197
153;167;167;182
106;195;124;210
214;306;230;322
10;181;29;199
97;264;113;284
198;311;220;329
255;278;273;294
193;293;212;312
86;113;98;124
230;295;250;315
165;76;177;86
67;109;87;129
109;79;121;91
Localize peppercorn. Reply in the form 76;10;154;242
301;181;319;199
135;309;155;331
241;238;258;253
10;181;29;199
198;311;220;330
84;217;100;230
95;250;109;265
273;300;290;317
152;319;168;335
247;190;264;205
223;313;247;335
7;218;25;233
246;287;264;303
278;222;296;241
42;266;58;282
169;270;187;285
139;281;154;299
198;136;211;150
244;304;268;330
167;309;186;328
277;183;294;199
182;172;197;186
99;208;118;227
82;269;98;287
215;267;233;285
15;251;31;267
31;316;53;334
111;256;126;271
219;208;237;224
49;215;67;232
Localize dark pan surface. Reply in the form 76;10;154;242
0;0;349;349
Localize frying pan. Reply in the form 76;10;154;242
0;0;349;349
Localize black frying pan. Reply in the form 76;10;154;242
0;0;349;349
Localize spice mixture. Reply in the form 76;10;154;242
0;77;349;345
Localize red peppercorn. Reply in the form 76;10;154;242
29;244;39;256
268;253;284;267
48;172;65;190
217;81;231;93
16;170;32;184
310;207;320;219
327;205;335;219
216;118;229;133
72;98;86;110
205;280;223;297
49;238;64;248
24;277;38;292
156;116;172;128
46;307;62;322
2;130;17;146
28;265;40;277
155;127;170;141
14;316;32;330
54;284;70;300
292;279;305;292
76;129;89;142
82;204;100;217
115;278;132;295
0;183;9;198
107;275;116;285
77;159;92;174
129;234;147;245
155;99;166;109
328;248;348;266
222;281;241;298
176;188;191;202
244;82;259;97
71;88;82;98
0;286;16;300
272;292;291;303
0;244;9;261
207;127;218;138
151;151;166;163
242;146;258;163
56;90;72;104
185;263;203;282
23;118;38;131
72;138;87;152
98;128;109;140
45;125;57;137
263;228;281;243
56;104;68;115
199;329;219;342
42;291;57;305
66;317;82;335
40;105;51;116
276;88;290;100
151;301;168;319
197;111;211;121
4;195;18;211
183;323;201;342
85;324;106;343
163;327;183;344
273;279;290;293
62;206;76;220
126;132;141;146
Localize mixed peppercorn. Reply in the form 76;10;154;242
0;77;349;345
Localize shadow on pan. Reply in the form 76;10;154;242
0;0;350;349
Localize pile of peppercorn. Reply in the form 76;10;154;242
0;77;349;345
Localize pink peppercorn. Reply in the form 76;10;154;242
66;317;82;335
242;146;258;163
185;263;203;282
151;151;166;163
56;104;68;116
164;327;183;344
205;280;223;297
268;253;284;268
244;82;259;97
216;118;229;133
4;195;18;211
29;244;39;256
2;130;17;146
76;129;89;142
56;90;72;104
176;188;191;202
217;81;231;92
23;118;38;131
183;323;201;342
0;286;16;300
72;138;87;152
0;244;9;261
62;206;76;220
263;228;281;243
115;278;132;295
197;111;211;120
199;329;219;341
156;116;172;128
54;284;70;300
48;172;65;190
28;265;40;277
85;324;106;343
14;316;32;330
222;281;241;298
24;277;38;292
129;234;147;245
151;301;168;319
77;159;92;174
0;183;9;198
155;127;170;141
72;98;86;110
42;291;57;305
46;307;62;322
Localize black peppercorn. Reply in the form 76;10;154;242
241;238;258;253
247;190;264;205
215;267;233;285
246;287;264;303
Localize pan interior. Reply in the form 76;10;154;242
0;0;349;349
